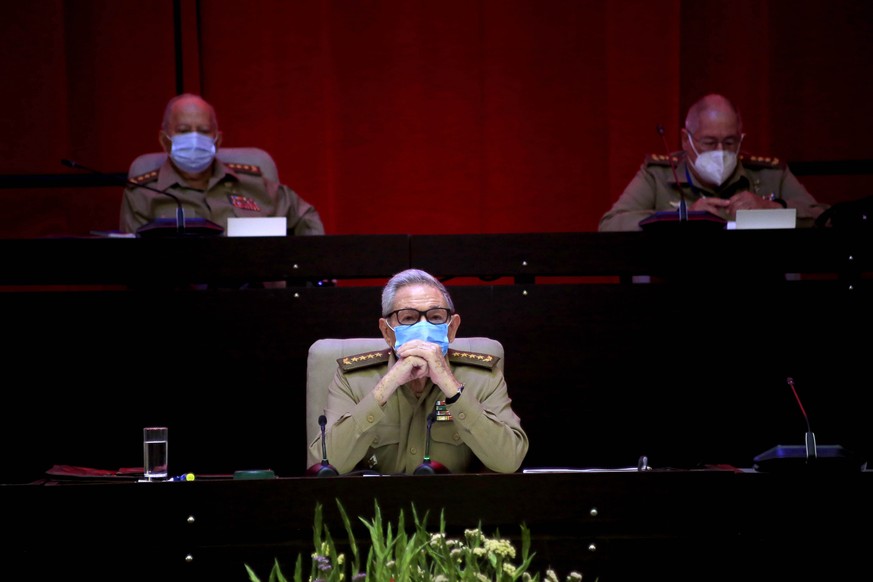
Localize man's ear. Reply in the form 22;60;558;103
680;129;693;156
159;130;172;153
214;131;223;149
447;313;461;343
379;318;394;347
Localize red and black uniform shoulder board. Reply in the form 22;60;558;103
338;349;391;373
225;162;263;176
644;153;682;167
740;154;785;169
447;349;500;370
129;169;159;185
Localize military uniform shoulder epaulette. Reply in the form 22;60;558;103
447;349;500;370
225;162;263;176
129;170;159;185
740;154;784;169
644;153;681;167
338;349;391;372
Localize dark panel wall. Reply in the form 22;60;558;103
4;279;869;484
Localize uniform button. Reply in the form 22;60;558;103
371;437;379;445
367;415;375;423
452;433;461;441
409;447;417;455
457;412;466;420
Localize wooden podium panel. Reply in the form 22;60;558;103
4;471;871;581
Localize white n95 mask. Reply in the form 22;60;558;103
689;139;738;187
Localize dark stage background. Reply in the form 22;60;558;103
1;0;872;237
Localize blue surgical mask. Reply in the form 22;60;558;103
169;132;216;174
391;320;450;355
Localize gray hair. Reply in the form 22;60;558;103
381;269;455;316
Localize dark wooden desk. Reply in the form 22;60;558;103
3;471;871;581
1;229;871;285
2;230;871;485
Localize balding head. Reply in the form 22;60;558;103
684;94;742;135
161;93;219;134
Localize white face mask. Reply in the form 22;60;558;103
689;138;738;187
168;132;216;174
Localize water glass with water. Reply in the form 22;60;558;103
143;426;168;481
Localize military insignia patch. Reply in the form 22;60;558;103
434;401;453;422
130;170;159;184
225;162;263;176
229;194;262;211
338;349;391;372
740;154;782;168
645;153;681;167
447;349;500;369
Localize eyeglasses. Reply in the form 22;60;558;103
385;307;452;326
687;130;744;151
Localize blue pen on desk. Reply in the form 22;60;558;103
169;472;195;482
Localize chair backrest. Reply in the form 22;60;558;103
127;147;280;182
305;337;505;464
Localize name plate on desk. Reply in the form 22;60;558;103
730;208;797;230
227;217;287;237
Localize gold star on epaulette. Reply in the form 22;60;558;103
740;154;782;168
645;153;680;167
338;349;391;372
130;170;158;184
225;162;263;176
447;349;500;369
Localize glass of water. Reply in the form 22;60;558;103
143;426;168;481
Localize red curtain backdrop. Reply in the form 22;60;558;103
1;0;871;238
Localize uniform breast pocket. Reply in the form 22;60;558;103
430;422;463;447
368;425;400;450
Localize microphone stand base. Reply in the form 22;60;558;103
136;218;224;238
639;210;726;231
752;444;865;472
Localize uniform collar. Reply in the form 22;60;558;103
156;157;240;191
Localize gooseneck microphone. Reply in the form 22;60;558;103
753;376;859;472
61;159;222;237
62;159;186;230
656;124;687;221
306;414;339;477
787;377;817;460
414;411;449;475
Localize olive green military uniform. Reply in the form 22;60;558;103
599;151;829;231
308;347;529;475
119;158;324;235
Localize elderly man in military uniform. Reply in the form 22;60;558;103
119;93;324;236
599;93;828;231
308;268;529;475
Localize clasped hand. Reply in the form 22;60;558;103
384;339;456;394
690;190;782;220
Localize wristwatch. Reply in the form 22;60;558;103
445;384;464;404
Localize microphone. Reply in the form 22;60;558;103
656;124;687;221
413;411;449;475
61;159;222;237
753;376;861;472
787;377;817;460
306;414;338;477
638;126;726;231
